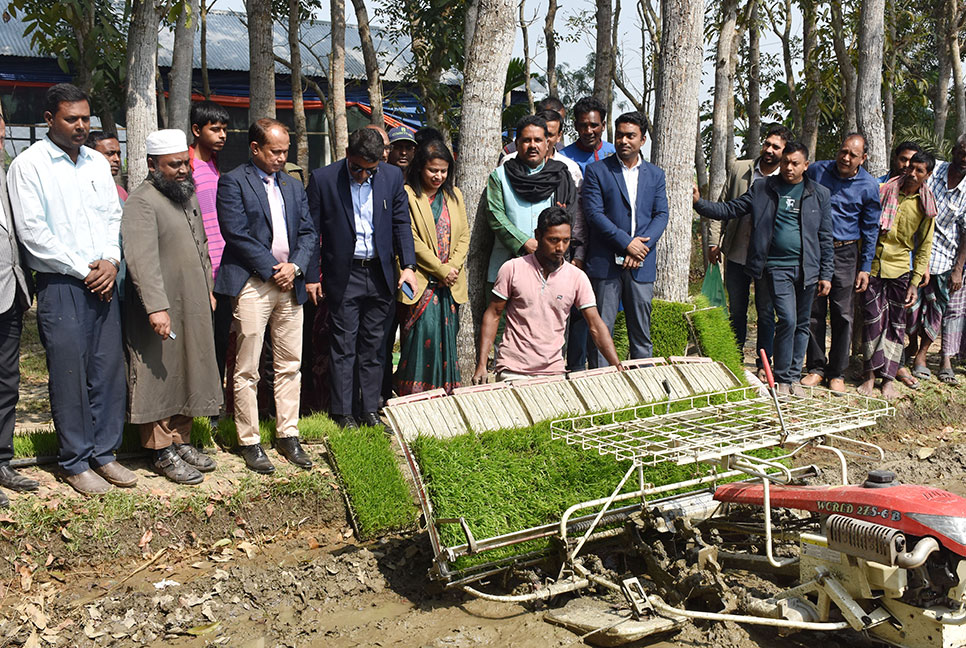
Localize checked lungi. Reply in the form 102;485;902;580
862;273;910;379
941;278;966;359
907;269;950;344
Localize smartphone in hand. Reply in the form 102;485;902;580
401;282;415;299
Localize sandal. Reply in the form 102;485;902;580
895;368;920;390
938;368;959;385
911;365;931;380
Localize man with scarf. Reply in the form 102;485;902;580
858;151;936;399
485;114;578;287
122;130;222;484
582;111;669;365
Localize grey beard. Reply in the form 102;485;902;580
148;169;196;204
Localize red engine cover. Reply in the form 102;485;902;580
713;482;966;557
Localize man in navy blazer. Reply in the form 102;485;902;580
215;118;319;474
582;111;668;366
307;127;417;428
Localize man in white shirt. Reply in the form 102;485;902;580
8;84;135;496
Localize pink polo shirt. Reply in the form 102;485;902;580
190;146;224;280
492;254;596;376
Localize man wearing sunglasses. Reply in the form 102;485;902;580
307;128;417;429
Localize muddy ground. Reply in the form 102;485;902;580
3;319;966;647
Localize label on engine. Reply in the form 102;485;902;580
815;501;902;521
801;536;842;563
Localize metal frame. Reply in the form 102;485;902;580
398;382;894;587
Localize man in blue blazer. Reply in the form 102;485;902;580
307;128;417;428
582;111;668;367
216;118;320;474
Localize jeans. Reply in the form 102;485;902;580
765;265;817;385
725;260;774;367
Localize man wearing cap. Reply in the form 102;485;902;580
122;130;222;485
387;126;416;171
8;83;135;495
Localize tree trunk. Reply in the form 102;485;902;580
520;0;534;113
288;0;309;177
454;0;516;381
156;67;168;129
652;0;702;303
350;0;384;126
744;0;760;156
201;0;211;98
772;0;802;136
168;0;199;134
830;2;858;135
709;0;738;202
801;0;821;157
127;0;163;187
949;0;966;137
544;0;558;97
247;0;276;120
695;111;710;266
856;0;887;176
329;0;349;157
593;0;614;106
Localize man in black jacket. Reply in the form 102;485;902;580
693;141;833;393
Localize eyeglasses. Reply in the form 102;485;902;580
348;162;379;177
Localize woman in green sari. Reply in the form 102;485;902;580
393;140;469;395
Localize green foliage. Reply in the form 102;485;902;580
213;413;336;449
894;122;951;161
691;295;745;380
412;412;780;570
327;426;417;537
652;300;695;358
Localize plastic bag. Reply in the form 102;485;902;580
701;263;727;310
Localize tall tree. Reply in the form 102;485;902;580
800;0;821;157
946;0;966;136
454;0;517;380
829;2;858;135
769;0;803;135
287;0;309;175
744;0;760;157
520;0;535;113
329;0;348;155
543;0;558;97
856;0;887;175
593;0;614;106
127;0;166;186
247;0;276;119
201;0;213;98
168;0;200;134
708;0;740;201
883;0;897;149
350;0;385;126
652;0;702;302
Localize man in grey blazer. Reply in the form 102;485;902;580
0;109;39;505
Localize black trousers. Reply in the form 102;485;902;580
328;264;393;416
213;292;234;382
0;304;22;465
806;241;859;380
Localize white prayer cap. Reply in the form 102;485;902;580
146;129;188;155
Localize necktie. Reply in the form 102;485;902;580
263;175;289;263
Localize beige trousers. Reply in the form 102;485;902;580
140;414;193;450
232;277;303;446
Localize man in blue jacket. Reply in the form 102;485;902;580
582;111;668;366
693;141;834;393
216;118;320;473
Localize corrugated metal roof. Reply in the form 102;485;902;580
0;9;417;83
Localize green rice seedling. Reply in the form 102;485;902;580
691;295;745;379
327;426;417;537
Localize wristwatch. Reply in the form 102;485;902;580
105;257;120;269
403;264;416;272
293;264;303;278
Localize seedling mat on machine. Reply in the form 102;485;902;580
394;367;894;587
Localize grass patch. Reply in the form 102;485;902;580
327;426;417;538
690;295;745;380
613;300;696;361
212;412;338;449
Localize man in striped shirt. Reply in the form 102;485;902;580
189;100;231;382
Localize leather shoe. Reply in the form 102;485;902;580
0;465;39;492
93;461;138;488
64;469;112;496
333;415;357;429
276;437;313;469
0;489;7;508
359;412;382;428
239;444;275;474
153;446;203;485
801;373;824;387
175;443;216;473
